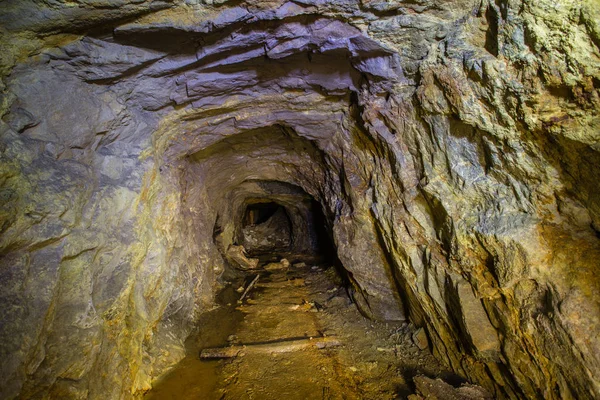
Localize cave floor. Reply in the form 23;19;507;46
145;262;456;399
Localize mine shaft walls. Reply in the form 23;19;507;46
1;1;600;399
171;121;406;322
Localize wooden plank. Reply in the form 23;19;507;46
238;274;260;303
200;336;342;359
255;278;305;288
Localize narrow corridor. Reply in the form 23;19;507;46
146;260;456;399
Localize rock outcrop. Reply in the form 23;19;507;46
0;0;599;399
409;375;493;400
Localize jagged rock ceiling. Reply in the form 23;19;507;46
0;0;599;399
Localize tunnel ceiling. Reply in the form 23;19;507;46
1;1;600;399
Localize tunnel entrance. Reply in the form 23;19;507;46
149;176;460;399
215;178;345;275
146;249;458;400
240;201;293;257
243;202;282;226
234;197;343;270
150;116;452;398
309;199;339;267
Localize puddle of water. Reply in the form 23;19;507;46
144;285;244;400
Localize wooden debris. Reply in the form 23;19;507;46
255;278;305;288
200;336;342;359
238;274;260;303
236;304;307;314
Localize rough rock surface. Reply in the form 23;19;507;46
0;0;599;399
409;375;493;400
225;245;259;271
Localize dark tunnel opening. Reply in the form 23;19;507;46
308;199;351;289
243;202;283;226
239;200;294;257
309;199;338;265
211;183;354;309
230;193;346;275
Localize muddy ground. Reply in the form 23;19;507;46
145;261;480;399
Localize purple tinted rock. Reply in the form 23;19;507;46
186;71;258;96
267;37;313;59
144;54;198;77
353;54;404;79
311;19;360;41
274;21;311;40
60;37;165;82
199;31;268;58
2;107;39;133
275;1;317;19
348;35;392;56
212;6;252;28
199;47;266;70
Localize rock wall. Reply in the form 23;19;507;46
0;0;599;399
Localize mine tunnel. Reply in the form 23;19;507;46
240;200;295;255
1;1;600;400
236;197;337;261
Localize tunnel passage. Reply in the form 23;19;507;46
173;122;405;322
243;202;284;226
1;2;600;400
235;186;338;261
214;180;345;277
240;201;293;256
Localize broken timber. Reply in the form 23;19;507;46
238;274;260;303
200;336;342;359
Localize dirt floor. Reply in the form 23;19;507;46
145;260;471;399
